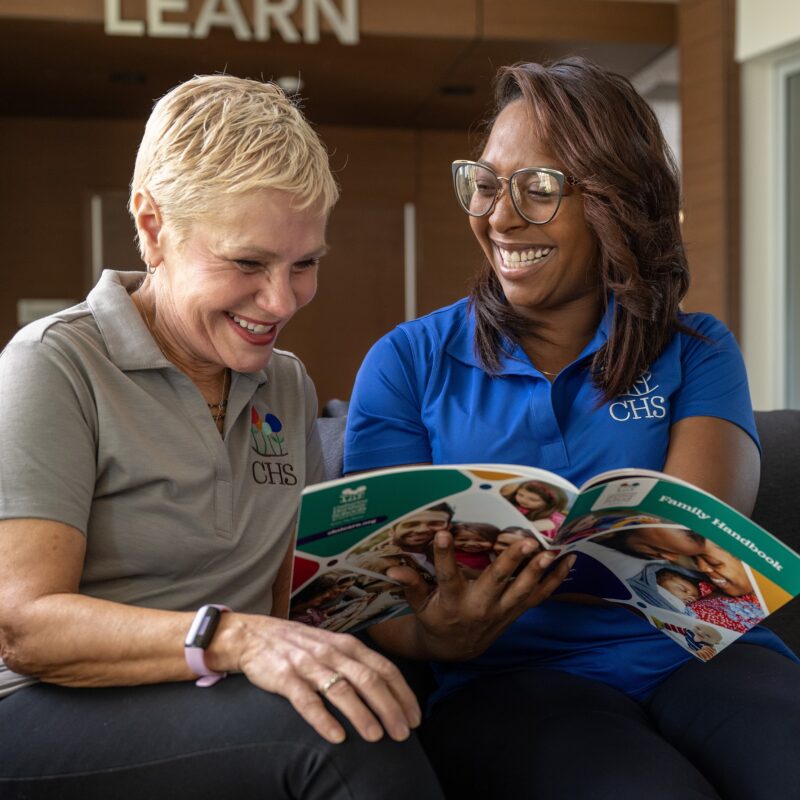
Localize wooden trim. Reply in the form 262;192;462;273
1;0;675;44
679;0;739;331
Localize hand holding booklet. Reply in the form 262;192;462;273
288;464;800;660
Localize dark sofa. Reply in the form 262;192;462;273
316;407;800;655
750;410;800;653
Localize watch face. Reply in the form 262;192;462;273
185;605;224;649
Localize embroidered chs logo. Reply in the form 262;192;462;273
251;407;288;457
250;406;297;486
608;371;666;422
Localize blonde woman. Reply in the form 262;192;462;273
0;76;440;800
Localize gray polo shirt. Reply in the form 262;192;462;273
0;270;323;616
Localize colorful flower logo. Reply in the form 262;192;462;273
251;407;288;456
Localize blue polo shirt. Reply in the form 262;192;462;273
345;298;796;703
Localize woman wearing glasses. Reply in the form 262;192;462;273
344;57;800;799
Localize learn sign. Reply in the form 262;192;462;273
104;0;359;44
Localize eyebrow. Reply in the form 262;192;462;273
476;158;564;174
225;243;330;261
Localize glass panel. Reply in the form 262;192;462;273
787;71;800;409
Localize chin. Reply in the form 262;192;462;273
227;350;275;375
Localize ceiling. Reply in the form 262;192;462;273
0;16;672;129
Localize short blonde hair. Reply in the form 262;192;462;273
130;74;339;253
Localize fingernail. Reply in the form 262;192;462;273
521;542;537;556
329;727;346;743
567;554;577;568
538;552;556;567
393;725;410;741
366;725;383;741
435;532;449;549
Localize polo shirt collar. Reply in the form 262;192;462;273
86;269;269;383
445;294;616;376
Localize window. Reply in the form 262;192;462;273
787;69;800;408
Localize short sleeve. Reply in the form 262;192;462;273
672;316;759;449
0;340;97;532
302;370;325;486
344;329;433;472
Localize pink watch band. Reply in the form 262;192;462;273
184;604;231;687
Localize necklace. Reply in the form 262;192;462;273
207;369;229;427
538;367;559;377
133;291;230;428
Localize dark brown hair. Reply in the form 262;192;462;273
499;480;566;519
450;521;500;544
468;56;694;401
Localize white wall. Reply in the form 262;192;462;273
737;0;800;62
738;2;800;409
631;47;681;170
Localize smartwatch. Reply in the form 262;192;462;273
184;604;231;687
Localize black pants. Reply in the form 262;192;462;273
420;645;800;800
0;675;443;800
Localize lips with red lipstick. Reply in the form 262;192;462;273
226;311;278;344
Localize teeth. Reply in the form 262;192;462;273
499;246;552;267
228;313;273;335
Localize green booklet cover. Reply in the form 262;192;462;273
289;464;800;660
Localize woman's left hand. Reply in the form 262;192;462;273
382;532;575;661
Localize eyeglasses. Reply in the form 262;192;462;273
451;160;579;225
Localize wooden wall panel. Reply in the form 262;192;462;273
678;0;740;331
485;0;676;44
0;119;422;406
1;0;672;43
415;129;481;317
0;116;143;339
279;125;416;403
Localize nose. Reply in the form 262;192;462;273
488;180;527;232
255;268;298;320
693;555;713;574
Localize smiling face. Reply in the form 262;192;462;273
493;529;540;556
622;527;706;562
693;540;754;596
138;189;328;379
452;529;493;553
691;623;723;645
515;485;550;513
470;101;600;317
391;511;451;549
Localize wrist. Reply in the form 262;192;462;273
203;611;252;674
184;604;231;686
415;618;488;661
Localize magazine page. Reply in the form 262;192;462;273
549;473;800;658
289;464;578;633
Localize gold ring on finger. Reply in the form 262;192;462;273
319;671;347;696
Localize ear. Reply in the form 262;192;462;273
132;189;165;267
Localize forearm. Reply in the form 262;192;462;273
664;416;761;515
3;588;321;691
366;614;484;662
2;593;199;686
270;537;295;620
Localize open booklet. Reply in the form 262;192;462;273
288;464;800;660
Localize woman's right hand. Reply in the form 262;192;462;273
1;519;420;747
383;532;575;661
211;614;421;745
